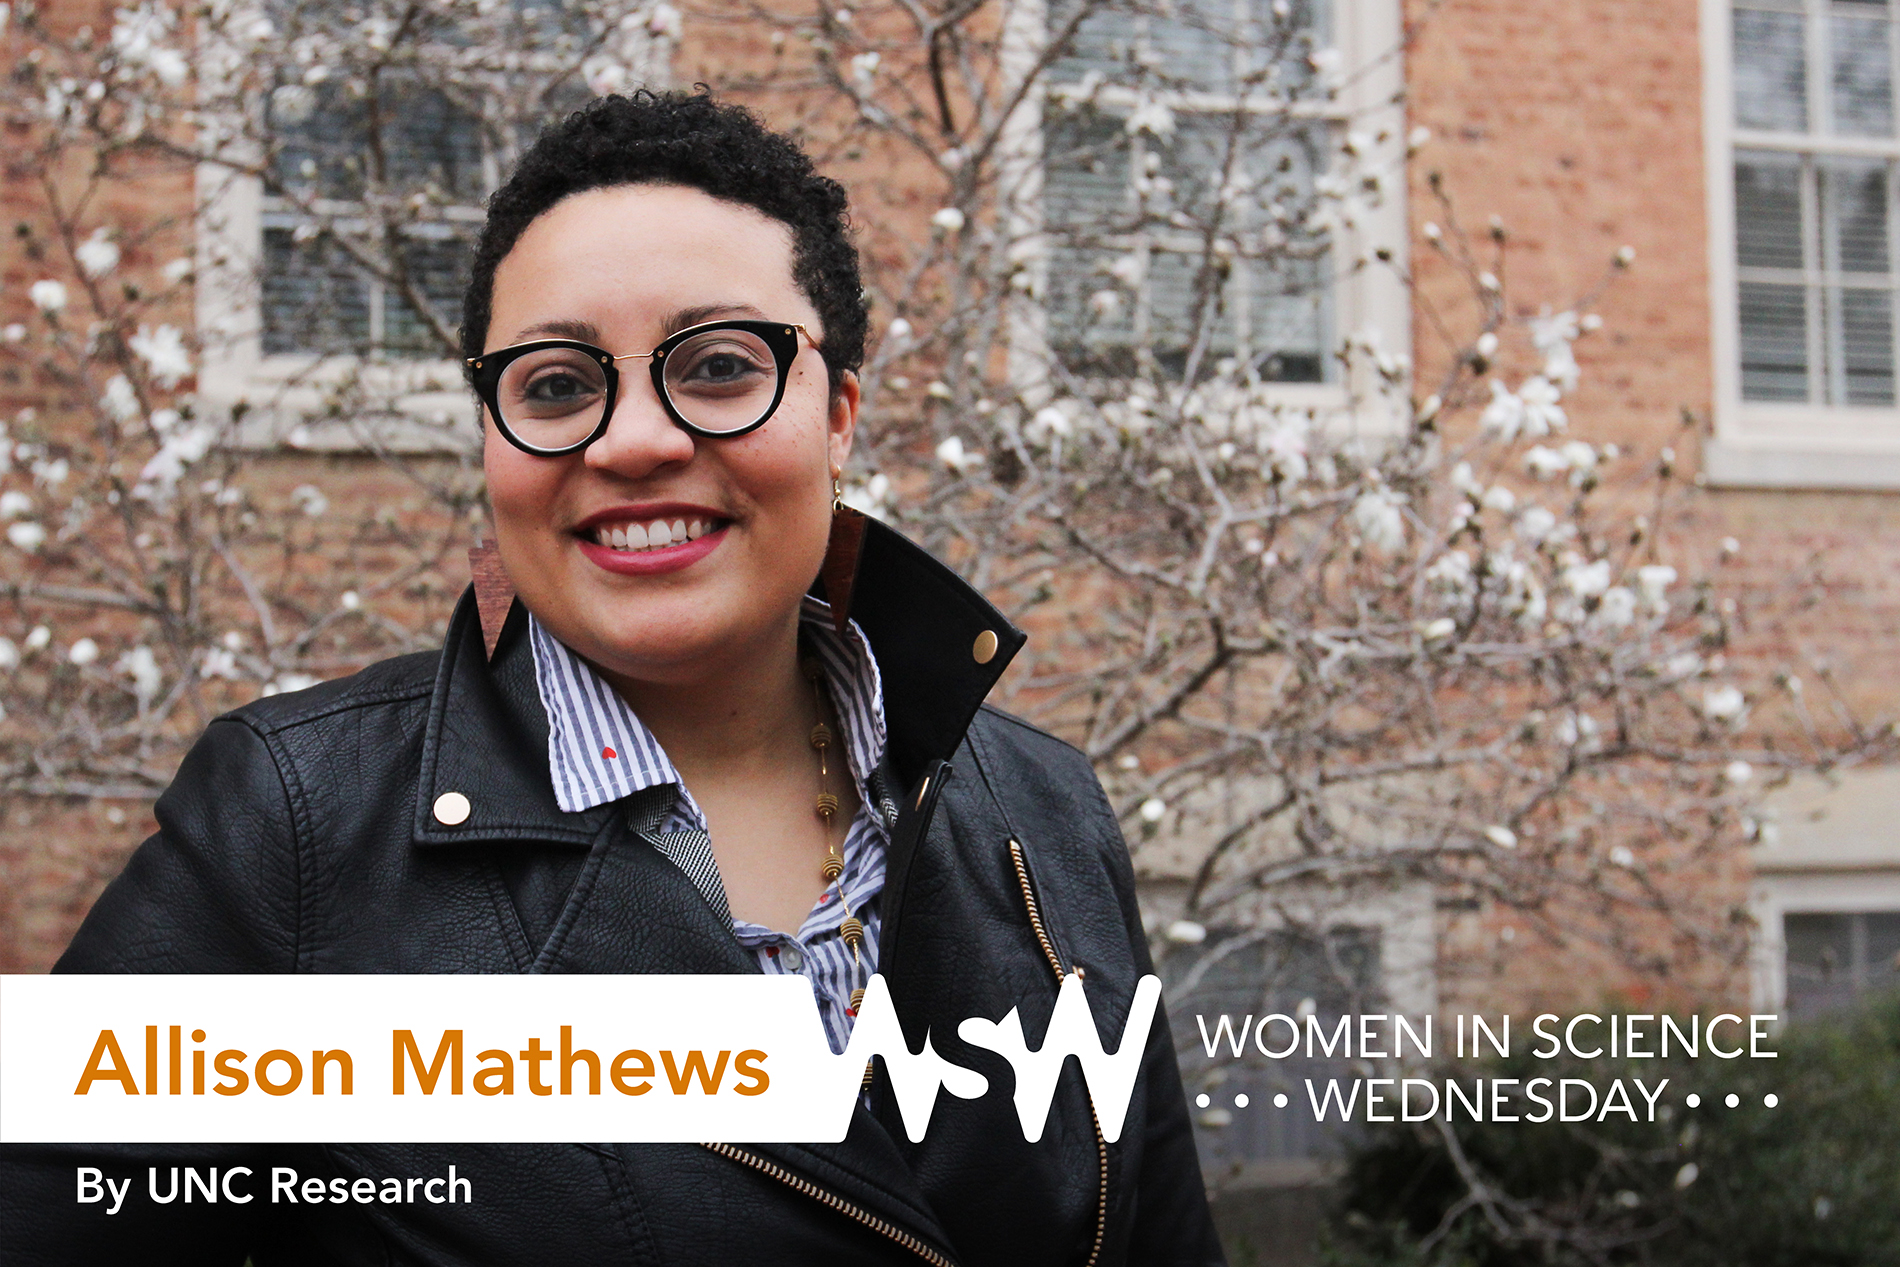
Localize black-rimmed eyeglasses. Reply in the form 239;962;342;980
467;319;817;456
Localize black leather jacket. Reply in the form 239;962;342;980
1;518;1225;1267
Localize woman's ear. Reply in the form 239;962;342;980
827;370;860;474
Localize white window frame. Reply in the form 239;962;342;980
999;0;1409;432
193;23;669;452
1747;766;1900;1011
1703;0;1900;488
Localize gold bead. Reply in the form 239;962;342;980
840;916;864;946
814;792;840;818
809;722;832;749
821;855;844;881
849;987;866;1010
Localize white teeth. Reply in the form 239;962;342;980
595;517;719;551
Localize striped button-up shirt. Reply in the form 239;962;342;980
528;598;894;1053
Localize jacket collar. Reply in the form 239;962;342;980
412;514;1025;847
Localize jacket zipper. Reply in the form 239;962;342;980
701;1142;956;1266
1006;839;1111;1267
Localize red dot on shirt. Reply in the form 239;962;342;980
601;746;617;760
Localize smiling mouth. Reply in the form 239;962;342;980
581;516;727;553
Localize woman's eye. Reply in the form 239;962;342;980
525;371;595;403
677;346;771;386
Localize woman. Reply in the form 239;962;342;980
1;91;1223;1266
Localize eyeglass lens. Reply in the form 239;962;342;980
495;327;782;446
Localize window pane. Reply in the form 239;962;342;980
384;235;471;357
1043;110;1131;229
1819;157;1890;273
261;228;371;354
1046;243;1140;375
1740;281;1811;399
1836;286;1895;402
1832;14;1894;135
1735;7;1809;131
272;81;485;201
1736;151;1805;268
1249;254;1328;381
1785;911;1855;1017
1867;912;1900;990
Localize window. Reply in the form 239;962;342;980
1040;0;1334;383
192;5;666;449
1783;910;1900;1015
1746;766;1900;1012
1008;0;1406;410
1705;0;1900;485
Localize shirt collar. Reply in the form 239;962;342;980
528;596;888;815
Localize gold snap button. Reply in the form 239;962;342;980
972;629;999;664
432;791;471;826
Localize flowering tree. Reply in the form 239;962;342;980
0;0;1889;1163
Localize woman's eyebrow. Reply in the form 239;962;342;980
514;318;602;343
661;303;770;335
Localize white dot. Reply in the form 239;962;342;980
1763;1093;1779;1108
1725;1093;1740;1108
1195;1093;1210;1109
1273;1092;1289;1109
1685;1093;1701;1108
1233;1093;1250;1108
432;791;471;825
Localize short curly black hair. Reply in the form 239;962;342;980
460;90;865;396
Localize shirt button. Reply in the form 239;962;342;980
780;944;804;971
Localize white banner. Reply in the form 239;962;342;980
0;972;1160;1144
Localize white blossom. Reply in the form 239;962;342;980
1481;485;1516;513
0;491;32;519
0;637;16;671
646;2;682;40
136;421;215;493
339;590;362;612
929;207;966;233
1724;760;1754;785
935;436;983;475
1515;505;1557;543
1562;558;1611;598
1140;796;1168;823
2;324;24;343
1635;564;1677;611
260;672;322;697
1125;95;1176;137
68;637;100;666
291;483;329;516
1595;586;1637;628
1703;685;1748;726
101;373;140;423
24;625;50;651
1483;825;1517;848
1352;488;1406;553
200;646;242;680
1526;445;1567;480
112;2;189;85
1674;1162;1698;1190
1557;712;1601;749
884;317;913;345
1475;331;1499;359
1258;416;1309;482
117;644;162;705
75;229;121;279
1609;845;1636;868
1165;918;1206;943
129;323;192;386
1419;616;1456;641
1517;376;1566;436
29;280;67;314
6;521;46;551
1479;380;1525;438
1424;549;1474;596
850;51;880;88
162;257;193;284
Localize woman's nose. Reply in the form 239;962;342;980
584;371;697;476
